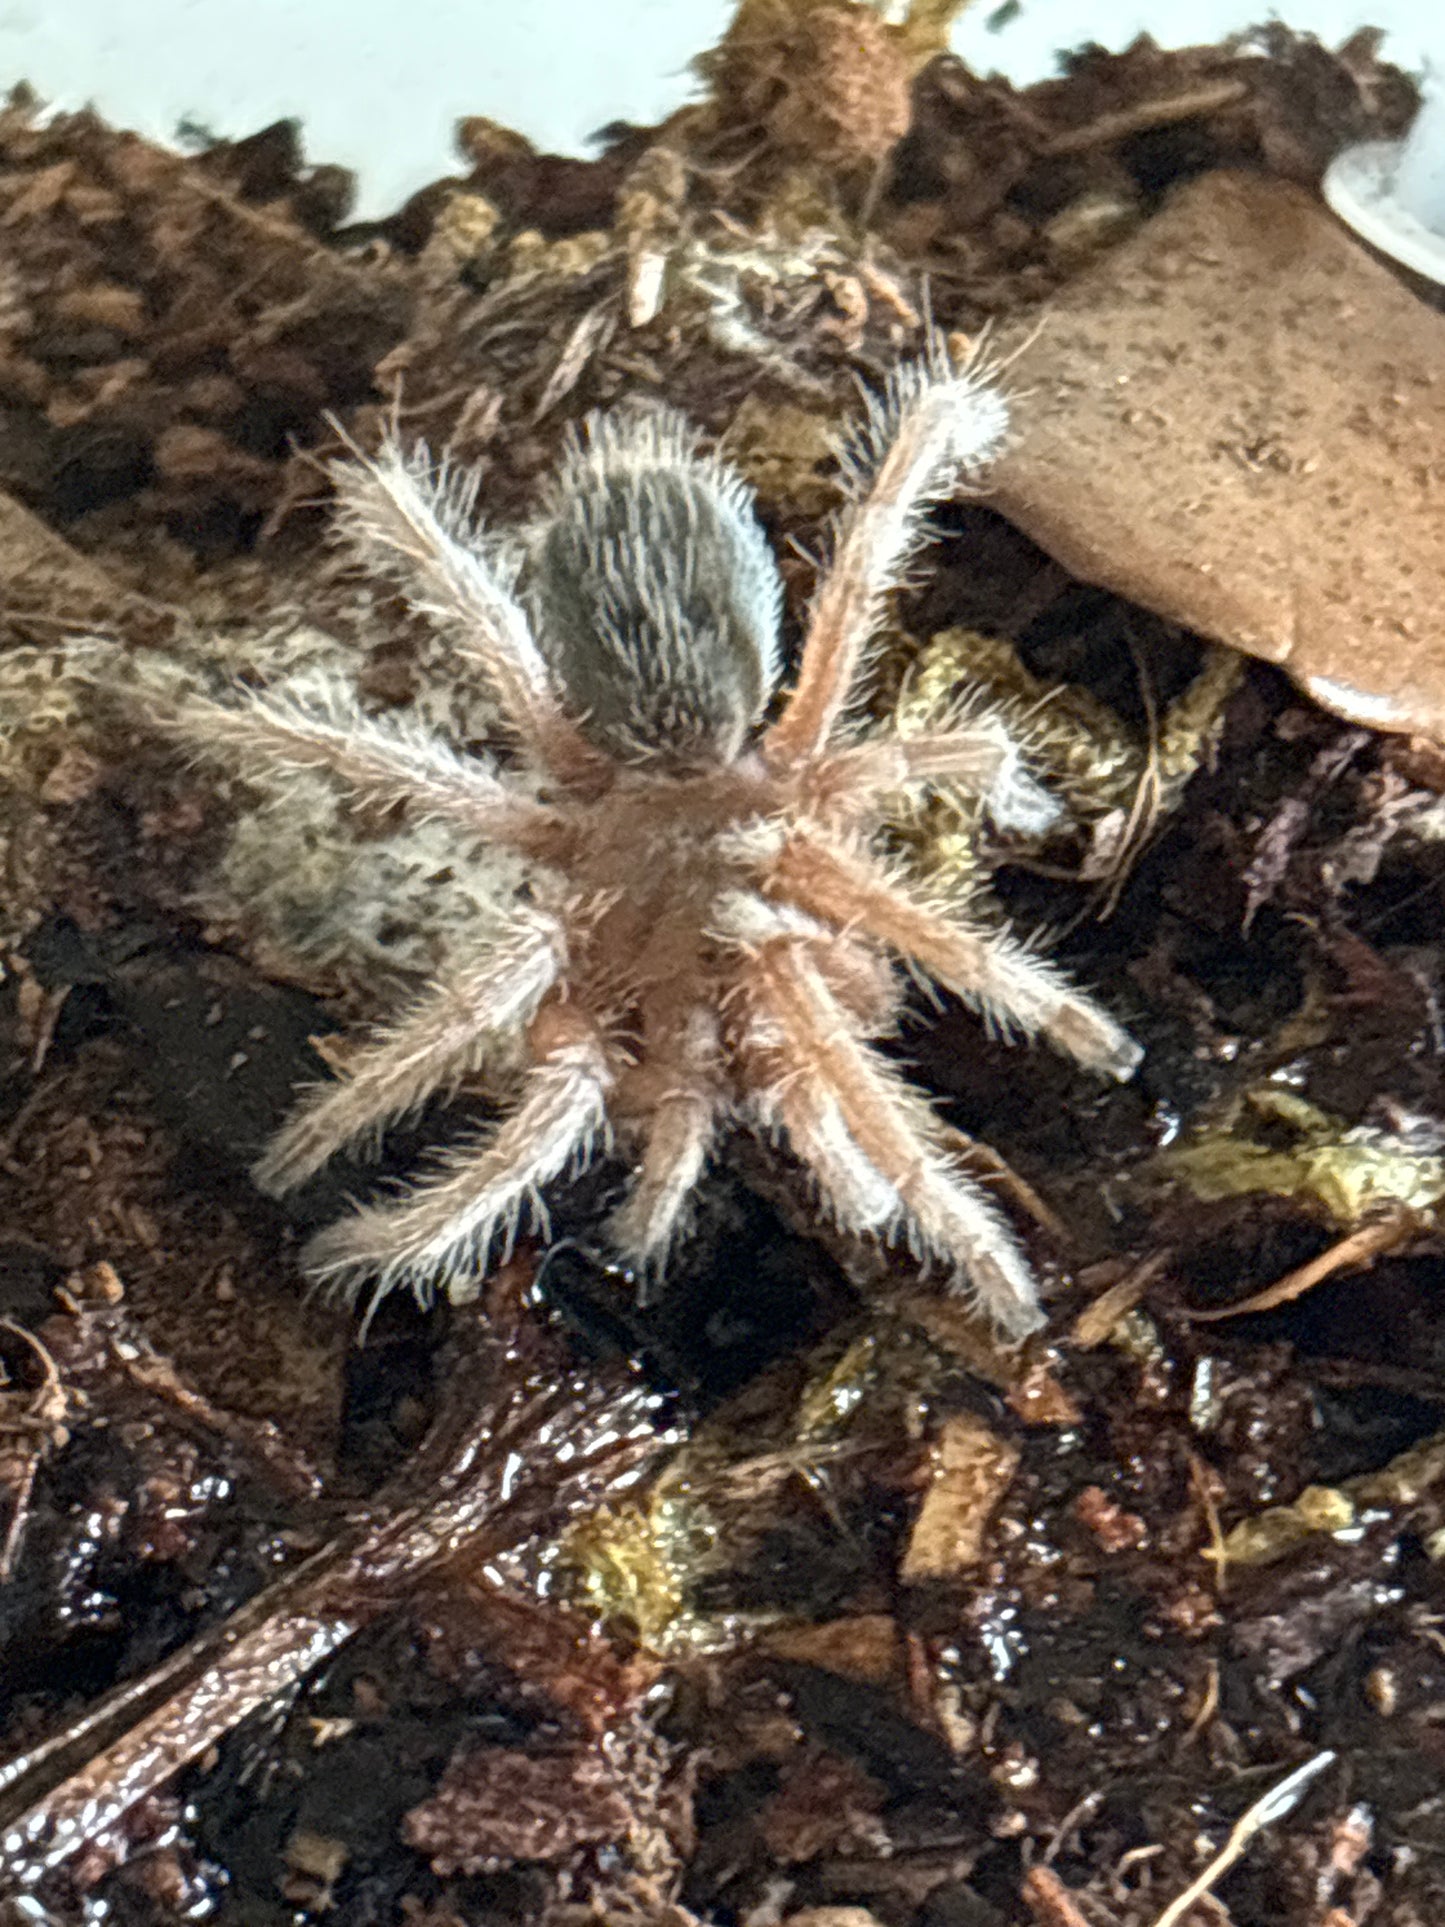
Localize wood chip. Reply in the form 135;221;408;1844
900;1412;1019;1582
1021;1866;1093;1927
762;1613;901;1684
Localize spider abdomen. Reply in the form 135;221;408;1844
526;407;785;767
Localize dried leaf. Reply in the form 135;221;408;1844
991;173;1445;744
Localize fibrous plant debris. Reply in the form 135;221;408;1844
0;6;1443;1926
0;1278;671;1912
1166;1086;1445;1224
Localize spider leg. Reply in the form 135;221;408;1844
330;440;606;788
254;909;568;1195
764;830;1141;1080
730;921;1043;1337
764;351;1009;767
804;717;1059;837
606;1008;722;1277
175;684;570;860
300;1003;612;1307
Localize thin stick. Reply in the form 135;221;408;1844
1021;1866;1092;1927
0;1454;37;1586
938;1122;1072;1246
1148;1751;1336;1927
1070;1252;1172;1348
1188;1451;1229;1598
0;1319;67;1583
1185;1214;1413;1323
1042;80;1250;158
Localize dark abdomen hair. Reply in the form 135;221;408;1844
526;406;784;766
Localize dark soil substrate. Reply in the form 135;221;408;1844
0;19;1442;1926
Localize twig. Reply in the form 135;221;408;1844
1185;1214;1414;1322
1041;1788;1104;1866
532;301;618;421
1070;1252;1172;1348
100;1322;326;1503
0;1318;69;1583
939;1123;1072;1244
1147;1752;1337;1927
0;1452;38;1586
1022;1864;1093;1927
1188;1452;1228;1596
0;1082;53;1171
1041;81;1250;158
25;986;71;1078
1185;1658;1221;1743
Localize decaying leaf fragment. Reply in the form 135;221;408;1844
1214;1480;1359;1568
761;1613;902;1684
1164;1088;1445;1226
1214;1428;1445;1570
888;625;1240;895
556;1345;885;1653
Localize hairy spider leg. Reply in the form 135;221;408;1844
176;685;567;857
301;1004;613;1304
735;926;1045;1337
330;442;607;788
253;911;569;1195
763;356;1009;768
765;828;1141;1079
607;1006;723;1281
802;719;1060;837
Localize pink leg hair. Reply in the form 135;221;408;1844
804;719;1060;838
330;441;608;790
765;830;1141;1080
254;911;568;1196
735;932;1045;1338
607;1006;722;1272
764;354;1009;769
301;1005;612;1306
175;685;569;859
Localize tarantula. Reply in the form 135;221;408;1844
180;351;1141;1337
